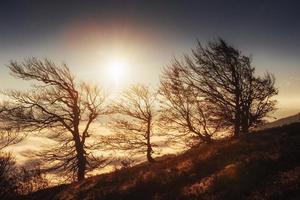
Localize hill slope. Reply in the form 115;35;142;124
25;123;300;200
258;113;300;130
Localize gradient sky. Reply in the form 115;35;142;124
0;0;300;118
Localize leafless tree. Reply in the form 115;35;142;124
240;72;278;134
105;84;158;163
160;62;221;145
16;162;49;195
0;128;23;150
0;107;24;150
0;152;18;199
0;58;109;181
0;152;49;198
168;39;278;137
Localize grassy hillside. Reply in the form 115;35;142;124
24;123;300;200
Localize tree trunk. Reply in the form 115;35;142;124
74;133;86;182
234;109;241;138
147;145;154;163
76;147;86;182
198;133;213;143
241;118;250;135
234;87;241;138
204;135;213;143
232;65;241;138
241;125;249;135
241;106;250;135
146;119;154;163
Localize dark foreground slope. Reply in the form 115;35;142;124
24;123;300;200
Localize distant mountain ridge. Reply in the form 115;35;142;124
258;113;300;130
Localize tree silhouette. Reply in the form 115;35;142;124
160;62;221;145
0;128;23;150
0;152;18;199
167;39;278;137
0;153;49;198
0;58;109;181
0;112;25;198
105;84;158;163
0;108;24;150
240;73;277;134
16;162;49;195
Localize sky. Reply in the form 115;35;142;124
0;0;300;119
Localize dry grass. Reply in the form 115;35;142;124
24;123;300;200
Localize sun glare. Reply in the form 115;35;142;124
107;59;126;85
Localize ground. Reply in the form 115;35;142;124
22;123;300;200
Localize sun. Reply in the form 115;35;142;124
107;59;126;85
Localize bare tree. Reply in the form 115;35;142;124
0;152;49;198
240;73;278;134
0;128;23;150
159;62;221;145
0;111;26;198
168;39;278;137
0;58;109;181
0;152;18;199
16;162;49;196
105;84;158;163
0;107;24;150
